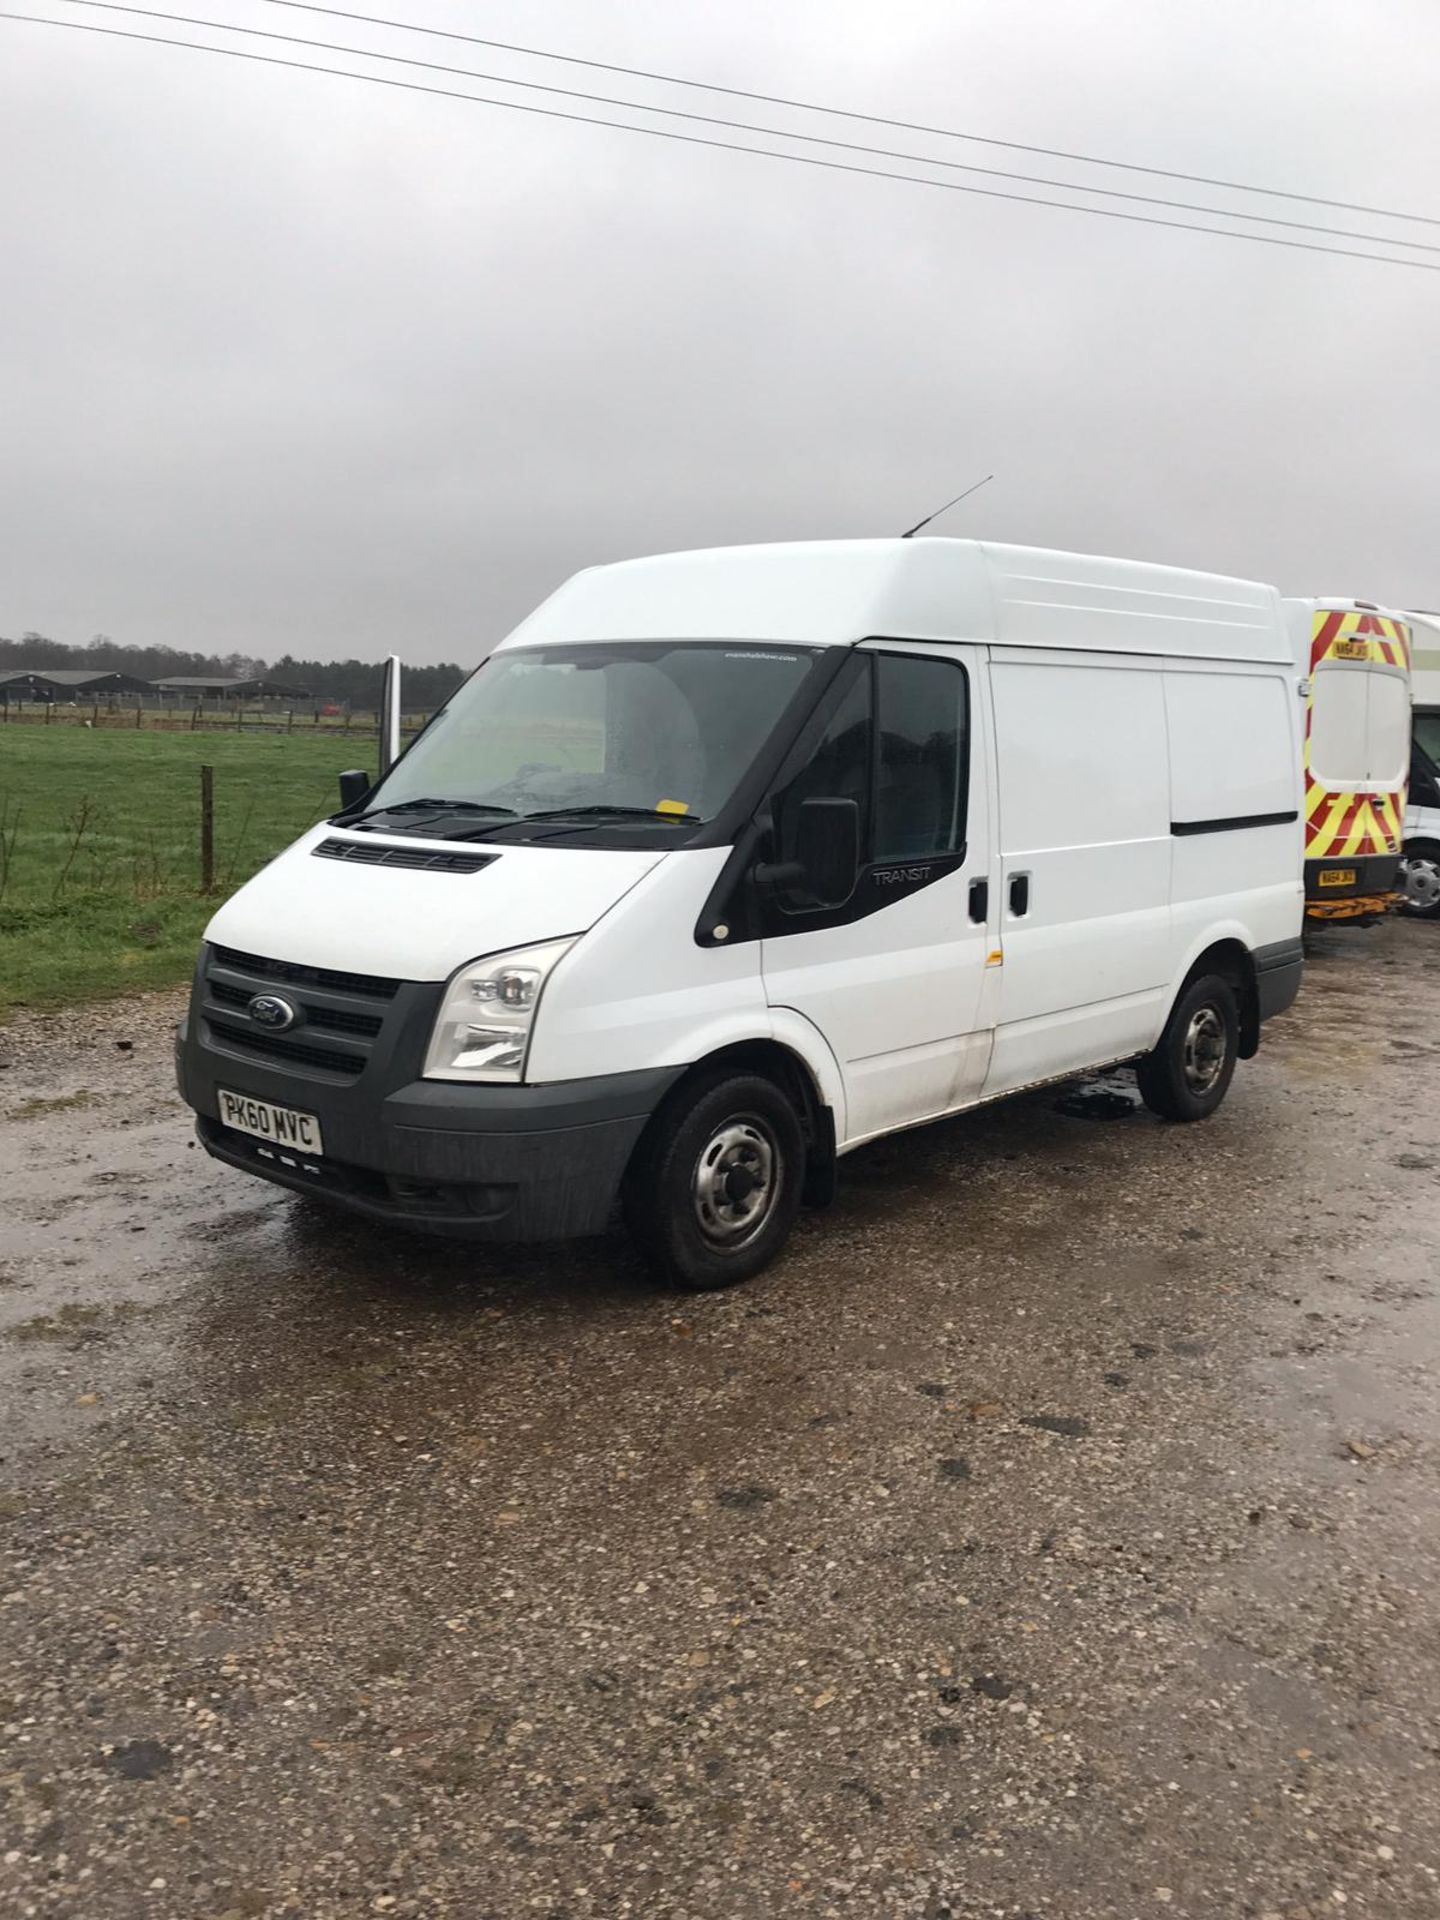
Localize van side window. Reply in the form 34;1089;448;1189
1412;745;1440;810
778;665;873;851
874;655;967;861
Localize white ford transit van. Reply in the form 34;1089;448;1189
176;540;1305;1288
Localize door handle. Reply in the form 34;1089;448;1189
1008;872;1031;917
968;878;989;923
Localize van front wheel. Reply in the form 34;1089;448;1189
1137;973;1239;1122
623;1071;805;1290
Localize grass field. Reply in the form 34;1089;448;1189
0;729;366;1020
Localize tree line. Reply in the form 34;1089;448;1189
0;633;469;710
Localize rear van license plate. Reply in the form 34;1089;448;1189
218;1088;324;1154
1318;867;1357;888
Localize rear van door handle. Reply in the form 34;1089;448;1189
1008;872;1031;917
968;878;989;923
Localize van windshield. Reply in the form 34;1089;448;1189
367;642;821;832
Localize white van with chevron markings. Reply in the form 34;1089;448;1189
177;540;1305;1288
1283;598;1412;922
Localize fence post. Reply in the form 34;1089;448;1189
44;701;52;726
286;708;294;733
134;700;143;729
200;765;215;892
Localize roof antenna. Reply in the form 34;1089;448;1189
900;473;994;539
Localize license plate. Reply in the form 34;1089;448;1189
218;1088;324;1154
1318;866;1357;888
1332;639;1369;659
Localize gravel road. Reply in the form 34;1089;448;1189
2;922;1439;1919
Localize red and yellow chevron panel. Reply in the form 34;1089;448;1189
1303;609;1410;860
1308;609;1411;673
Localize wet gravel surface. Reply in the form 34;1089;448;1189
2;923;1440;1918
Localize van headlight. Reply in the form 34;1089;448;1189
422;938;577;1083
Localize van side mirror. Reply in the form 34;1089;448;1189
757;795;861;908
337;768;373;811
795;796;861;906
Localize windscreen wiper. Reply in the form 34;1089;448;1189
519;805;703;823
354;797;518;821
396;803;707;845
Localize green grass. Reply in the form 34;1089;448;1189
0;730;367;1020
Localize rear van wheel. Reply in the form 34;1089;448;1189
623;1071;805;1290
1400;843;1440;918
1137;973;1240;1122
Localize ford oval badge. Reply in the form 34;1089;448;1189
248;992;299;1031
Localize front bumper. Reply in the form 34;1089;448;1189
176;953;681;1240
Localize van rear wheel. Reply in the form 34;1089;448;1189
623;1071;805;1290
1137;973;1239;1122
1400;843;1440;918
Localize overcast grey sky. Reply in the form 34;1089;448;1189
1;0;1437;665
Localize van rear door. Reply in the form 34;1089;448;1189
1307;614;1410;868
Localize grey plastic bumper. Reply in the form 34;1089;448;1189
178;1013;682;1242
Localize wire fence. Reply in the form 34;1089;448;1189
0;698;430;739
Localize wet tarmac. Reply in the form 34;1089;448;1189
1;921;1439;1918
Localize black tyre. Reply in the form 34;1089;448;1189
623;1071;805;1290
1399;843;1440;919
1136;972;1240;1122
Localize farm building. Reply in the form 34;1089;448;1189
154;676;313;700
0;668;156;701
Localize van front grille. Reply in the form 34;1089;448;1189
306;1005;385;1038
207;1019;367;1079
210;944;399;1001
207;975;383;1039
201;944;406;1082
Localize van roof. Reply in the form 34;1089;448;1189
498;538;1289;664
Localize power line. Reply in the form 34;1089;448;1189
6;9;1439;276
45;0;1440;257
257;0;1440;232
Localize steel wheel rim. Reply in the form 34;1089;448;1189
691;1117;779;1247
1182;1006;1227;1093
1401;856;1440;912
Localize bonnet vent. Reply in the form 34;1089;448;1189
312;838;496;874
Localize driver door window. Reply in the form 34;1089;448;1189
777;664;872;858
875;654;968;861
774;651;968;896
